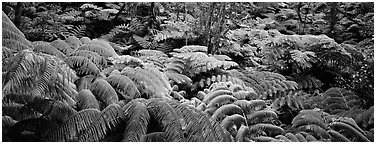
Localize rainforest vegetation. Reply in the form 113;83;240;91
2;2;374;142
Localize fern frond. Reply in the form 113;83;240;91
78;43;117;58
246;110;278;124
146;99;184;142
47;109;101;141
80;37;91;44
32;43;66;59
290;50;316;69
249;123;284;137
105;74;141;99
65;36;82;49
173;45;208;53
296;124;330;139
202;89;233;104
76;89;100;110
121;99;150;142
65;56;101;76
233;90;258;100
220;114;246;132
50;39;73;55
165;72;192;85
212;104;244;122
327;129;351;142
140;132;167;142
78;104;124;142
69;50;107;69
90;78;119;106
207;95;237;109
329;121;370;141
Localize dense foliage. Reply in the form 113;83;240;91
2;2;374;142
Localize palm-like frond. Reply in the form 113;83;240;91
140;132;167;142
65;56;101;76
121;67;172;99
50;40;74;55
105;75;141;99
90;78;119;107
47;109;101;142
249;123;284;137
65;36;82;49
121;99;150;142
146;98;184;142
290;50;316;69
2;11;31;51
3;50;77;104
76;89;100;110
69;50;107;69
78;43;117;58
78;104;124;142
32;43;66;59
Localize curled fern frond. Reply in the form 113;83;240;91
249;123;284;137
211;104;244;122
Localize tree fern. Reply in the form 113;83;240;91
69;50;108;69
78;104;124;142
76;89;100;110
121;99;150;142
47;109;101;141
78;43;117;58
146;98;184;142
90;78;119;107
65;36;82;49
249;123;284;137
140;132;167;142
32;43;66;59
65;56;101;77
50;39;74;55
105;74;141;99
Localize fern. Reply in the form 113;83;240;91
141;132;167;142
65;56;101;76
78;104;124;142
69;50;107;69
47;109;100;141
105;74;141;99
90;78;119;107
32;43;66;59
249;123;284;137
146;99;184;141
289;50;316;69
50;39;73;55
78;43;117;58
121;99;150;142
76;89;100;110
65;36;82;49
